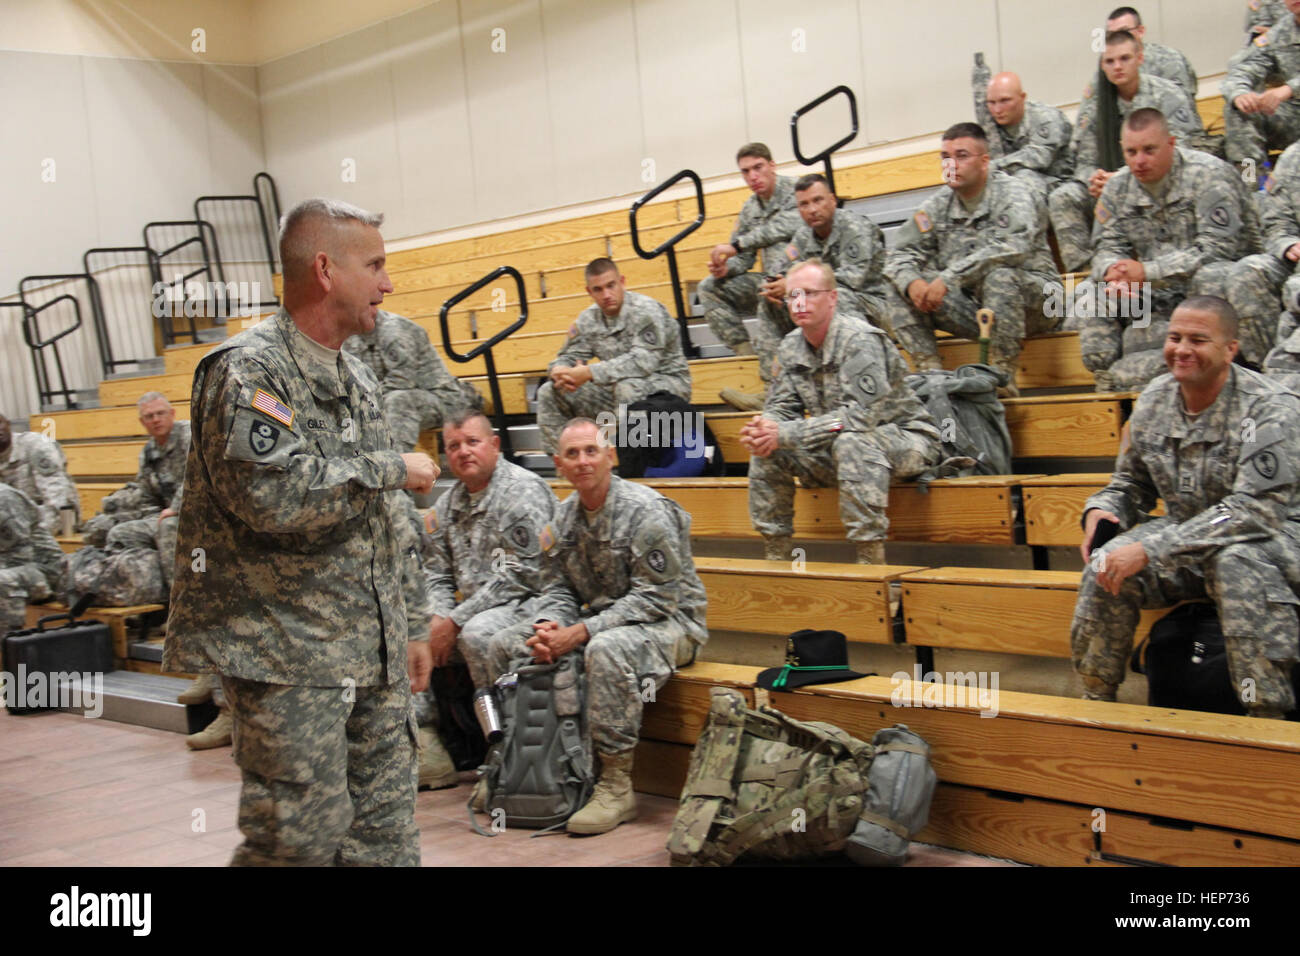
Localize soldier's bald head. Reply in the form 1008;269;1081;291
985;72;1028;127
987;72;1024;98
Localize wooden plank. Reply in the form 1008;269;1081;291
76;482;125;516
1099;807;1300;866
100;372;193;407
688;356;763;406
25;602;164;660
774;675;1300;841
697;558;925;645
900;572;1163;658
1022;474;1165;548
639;661;757;745
56;535;83;554
464;375;531;416
42;402;193;442
1004;395;1122;459
632;739;692;800
915;784;1100;867
939;331;1092;389
63;440;146;477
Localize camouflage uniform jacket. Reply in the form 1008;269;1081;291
766;313;938;453
343;309;468;404
725;175;803;277
0;482;65;597
535;475;708;649
884;169;1057;294
1092;147;1262;287
550;291;691;400
972;62;1075;183
104;421;190;516
1223;12;1300;100
423;458;556;626
1085;366;1300;575
163;309;414;687
1246;0;1287;34
1259;140;1300;257
1071;72;1204;181
0;431;76;531
1142;40;1199;100
786;209;888;317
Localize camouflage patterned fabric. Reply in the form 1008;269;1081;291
883;169;1060;366
1141;40;1199;101
0;431;79;533
1071;366;1300;716
342;309;481;449
83;421;190;547
486;475;707;755
698;174;802;358
1049;72;1208;271
787;208;889;326
536;290;692;453
0;482;65;632
1082;147;1262;390
422;458;556;686
749;314;941;544
1222;12;1300;166
971;59;1074;201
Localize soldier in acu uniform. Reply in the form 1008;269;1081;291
743;260;941;566
1105;7;1199;100
535;258;691;454
0;483;65;633
486;418;707;835
163;198;441;866
1082;109;1261;392
1222;0;1300;169
971;57;1074;204
1071;296;1300;718
0;416;79;534
883;123;1059;393
342;308;480;451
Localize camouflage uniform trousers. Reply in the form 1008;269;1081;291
748;426;941;543
412;600;536;726
1047;180;1097;273
1227;253;1294;364
220;675;419;866
104;514;180;591
383;389;448;451
1224;98;1300;168
883;267;1059;365
536;376;687;454
697;273;792;382
1070;521;1300;715
486;618;693;754
0;566;49;631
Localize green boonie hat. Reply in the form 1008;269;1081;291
756;629;871;691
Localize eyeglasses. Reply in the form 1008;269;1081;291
783;289;835;304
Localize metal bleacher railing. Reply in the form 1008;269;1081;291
18;274;103;410
790;84;859;202
629;168;706;360
439;265;529;458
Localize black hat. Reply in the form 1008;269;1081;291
756;629;871;691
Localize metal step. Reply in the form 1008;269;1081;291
127;640;163;663
39;389;101;411
65;670;201;734
104;357;166;379
515;452;555;476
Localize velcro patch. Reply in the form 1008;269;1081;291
640;326;657;346
914;211;933;233
539;523;556;552
786;243;800;261
251;388;295;428
424;509;438;534
1095;201;1112;225
1256;31;1270;47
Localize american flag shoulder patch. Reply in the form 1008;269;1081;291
424;509;438;534
914;211;932;233
539;523;556;552
251;388;295;428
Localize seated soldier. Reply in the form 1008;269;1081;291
1050;29;1208;272
83;393;188;569
1227;139;1300;365
0;415;79;534
535;258;691;454
416;409;557;786
697;143;801;390
1105;7;1199;99
342;308;481;451
484;418;707;835
1080;109;1261;392
743;260;942;565
0;482;65;634
1071;296;1300;718
1222;0;1300;170
882;122;1059;393
971;56;1074;204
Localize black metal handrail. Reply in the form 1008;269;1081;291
254;171;283;272
790;84;859;199
194;182;281;311
629;168;705;358
439;265;528;458
143;219;224;345
17;277;93;408
1;301;41;410
83;246;162;375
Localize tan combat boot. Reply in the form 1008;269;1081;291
469;775;489;812
567;750;637;835
176;674;214;705
417;727;459;790
762;535;793;562
719;387;765;412
856;541;886;565
990;351;1020;398
1080;675;1118;702
186;710;233;750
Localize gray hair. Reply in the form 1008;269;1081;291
136;391;170;410
279;198;384;283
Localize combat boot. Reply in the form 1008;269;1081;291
469;775;488;812
417;727;459;790
990;351;1020;398
186;710;232;750
1080;675;1118;702
719;387;764;411
730;341;756;356
855;541;886;565
567;750;637;835
762;534;793;562
176;674;214;705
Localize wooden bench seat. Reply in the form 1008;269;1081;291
62;440;148;478
1020;474;1166;548
24;601;165;661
